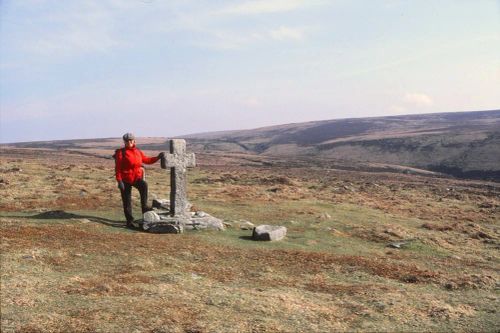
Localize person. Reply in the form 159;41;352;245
115;132;164;228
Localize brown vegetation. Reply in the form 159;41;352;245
1;147;499;332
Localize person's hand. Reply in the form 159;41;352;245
157;152;165;159
117;180;125;191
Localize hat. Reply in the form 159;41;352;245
122;132;135;141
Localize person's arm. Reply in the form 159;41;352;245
140;150;160;165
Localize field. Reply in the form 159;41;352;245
1;147;499;332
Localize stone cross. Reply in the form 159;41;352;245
161;139;196;217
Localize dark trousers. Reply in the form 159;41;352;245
120;179;149;223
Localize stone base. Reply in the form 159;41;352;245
145;221;184;234
141;215;187;233
140;200;224;233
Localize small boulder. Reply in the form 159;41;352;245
194;211;207;218
187;215;225;231
152;199;170;210
143;211;161;223
252;225;287;241
239;220;255;230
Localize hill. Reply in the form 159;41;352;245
183;110;500;180
3;110;499;180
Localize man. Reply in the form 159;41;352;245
115;133;164;228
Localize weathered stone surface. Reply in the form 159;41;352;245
147;223;183;234
142;214;187;233
160;139;196;217
239;220;255;230
143;211;160;223
185;215;225;231
387;240;411;249
140;137;224;234
252;225;287;241
152;199;170;210
142;207;223;233
193;211;207;218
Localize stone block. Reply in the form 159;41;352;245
252;225;287;241
147;223;183;234
152;199;170;210
143;211;160;223
186;215;225;231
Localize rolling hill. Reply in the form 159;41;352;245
3;110;499;180
182;110;500;180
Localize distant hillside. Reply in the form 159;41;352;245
2;110;499;180
182;110;500;180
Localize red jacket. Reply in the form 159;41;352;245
115;146;159;184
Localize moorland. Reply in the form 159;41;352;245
1;141;499;332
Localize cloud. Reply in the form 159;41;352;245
269;26;305;41
215;0;311;15
404;92;434;107
387;92;434;115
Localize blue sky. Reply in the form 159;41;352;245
1;0;499;143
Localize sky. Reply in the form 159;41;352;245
0;0;499;143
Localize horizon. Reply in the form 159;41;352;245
2;108;498;145
1;1;499;143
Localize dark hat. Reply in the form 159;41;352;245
122;132;135;141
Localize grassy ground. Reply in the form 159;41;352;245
1;148;499;332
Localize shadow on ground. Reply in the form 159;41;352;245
239;235;256;241
7;210;127;229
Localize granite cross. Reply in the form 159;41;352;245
161;139;196;217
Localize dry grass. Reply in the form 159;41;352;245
1;148;499;332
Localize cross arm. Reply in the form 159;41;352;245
162;153;196;171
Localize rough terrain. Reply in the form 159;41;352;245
1;147;499;332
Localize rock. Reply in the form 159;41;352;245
444;282;458;290
186;215;225;231
143;211;161;223
252;225;287;241
142;212;187;233
387;241;407;249
152;199;170;210
194;211;207;217
239;220;255;230
147;223;183;234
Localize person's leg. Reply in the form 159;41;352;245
134;179;150;213
120;182;134;224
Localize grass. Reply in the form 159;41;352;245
1;149;499;332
